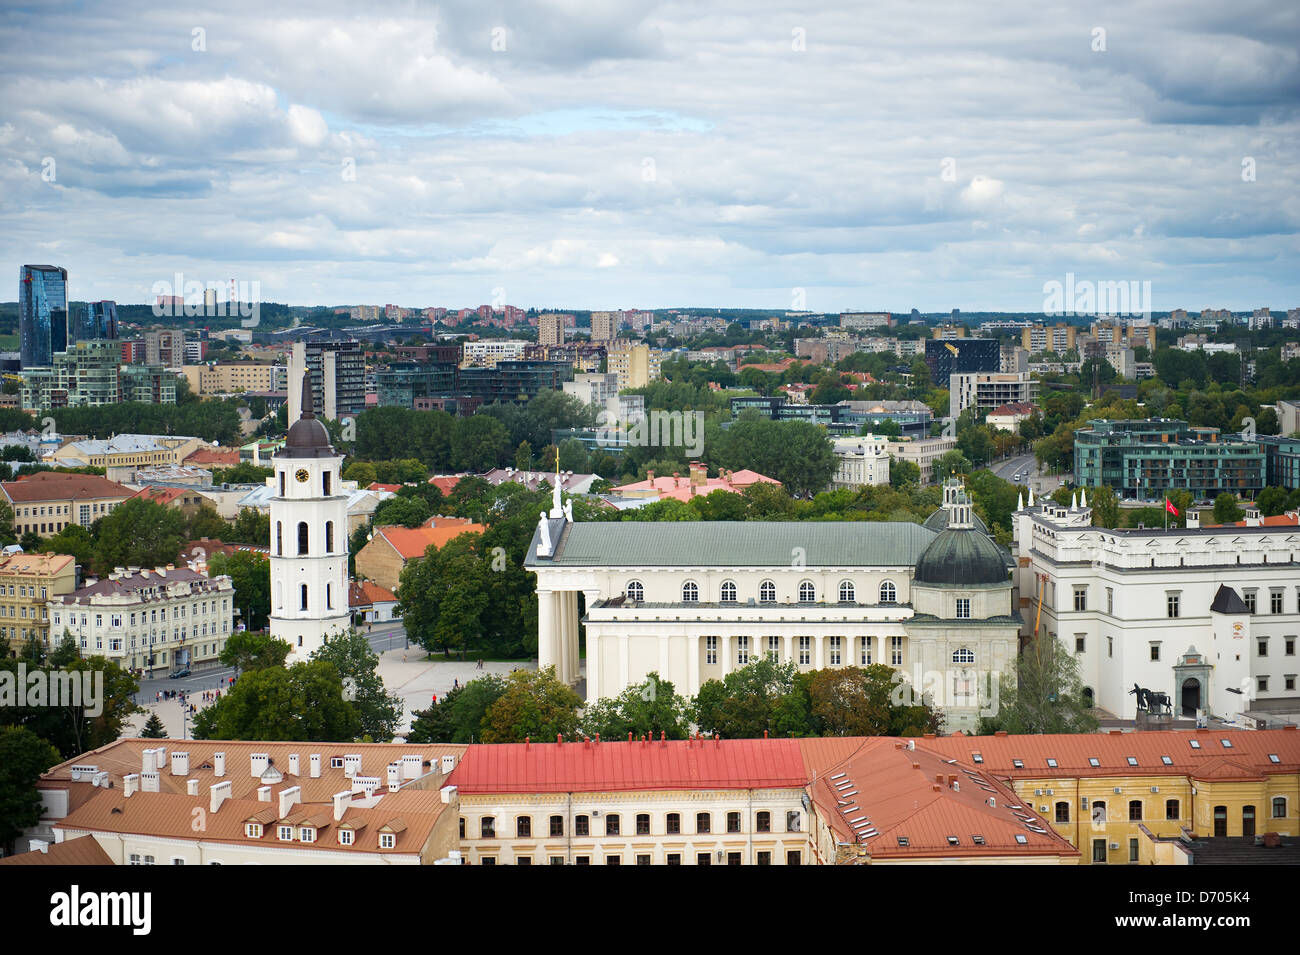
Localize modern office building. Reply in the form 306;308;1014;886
74;301;119;342
457;360;573;404
19;340;139;410
948;371;1037;418
1252;434;1300;490
730;396;932;439
19;265;68;369
375;361;459;408
1073;419;1266;501
924;337;1000;386
288;340;366;421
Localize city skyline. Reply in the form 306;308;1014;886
1;1;1297;311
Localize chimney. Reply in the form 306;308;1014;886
440;785;458;804
142;748;158;775
332;791;351;822
250;753;270;777
257;786;271;802
343;754;362;778
29;839;50;854
387;763;402;791
1186;510;1201;529
440;754;456;774
288;753;300;777
401;754;422;779
309;754;322;778
170;751;189;777
140;772;160;793
210;780;232;813
123;773;140;797
213;752;226;777
278;786;301;818
186;779;200;796
646;470;654;483
1245;508;1262;527
689;461;706;486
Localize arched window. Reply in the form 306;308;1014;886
275;582;282;609
297;522;309;556
325;521;334;553
323;470;331;496
838;580;855;603
952;648;975;665
798;581;815;603
326;583;333;610
879;581;897;604
279;471;285;496
682;581;699;603
759;580;776;604
626;580;644;602
276;521;282;556
300;584;308;611
720;581;737;603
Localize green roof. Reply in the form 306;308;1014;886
527;520;938;568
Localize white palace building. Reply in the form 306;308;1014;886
526;481;1019;732
1013;489;1300;723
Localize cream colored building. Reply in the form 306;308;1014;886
606;343;663;390
183;362;286;395
830;435;891;490
49;433;209;470
590;311;619;341
538;314;566;347
0;471;134;537
0;552;77;652
886;435;957;486
527;485;1017;733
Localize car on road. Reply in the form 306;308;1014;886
168;668;191;679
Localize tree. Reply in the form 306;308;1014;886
0;727;62;854
580;672;691;740
1088;485;1121;528
931;449;972;484
312;630;402;742
343;461;378;486
193;661;362;741
1256;486;1291;517
712;419;836;496
692;657;801;739
407;676;508;744
91;497;187;573
514;441;533;471
397;534;490;656
889;459;921;489
479;667;582;743
0;656;140;758
139;712;168;738
978;637;1098;735
1212;492;1245;525
371;495;431;528
219;630;291;672
557;437;589;474
451;415;510;472
228;508;270;546
209;551;271;631
188;504;230;542
808;665;941;736
212;462;274;485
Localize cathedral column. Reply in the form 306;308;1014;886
784;634;794;665
537;589;556;673
584;589;602;701
687;634;700;697
568;591;580;687
721;634;733;675
554;590;569;684
814;634;824;670
619;633;629;690
658;634;670;682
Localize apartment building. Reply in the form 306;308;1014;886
0;552;77;653
886;435;957;486
461;340;530;367
0;472;133;537
145;330;187;368
590;311;620;341
1021;323;1076;354
1073;419;1265;500
50;565;235;673
183;363;287;395
949;371;1037;418
606;343;664;390
538;314;566;346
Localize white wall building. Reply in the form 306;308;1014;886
1013;495;1300;722
271;378;351;663
830;435;891;490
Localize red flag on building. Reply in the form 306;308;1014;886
1165;498;1180;516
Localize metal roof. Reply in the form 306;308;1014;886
526;520;938;568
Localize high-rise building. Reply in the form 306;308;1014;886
590;311;619;341
288;340;366;422
271;380;350;663
606;343;663;390
76;301;118;342
19;265;68;369
923;338;999;387
538;313;566;346
145;330;186;367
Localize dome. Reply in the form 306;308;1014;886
914;526;1009;587
277;372;335;459
923;506;988;535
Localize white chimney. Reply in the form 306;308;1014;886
401;754;422;779
142;748;158;775
343;754;362;778
288;754;300;777
1246;508;1262;527
29;839;50;854
91;771;109;788
332;791;351;822
440;754;456;774
278;786;302;818
440;785;458;804
141;772;160;793
387;763;401;791
210;780;232;814
309;754;322;778
1187;510;1201;529
123;774;140;798
186;779;200;796
257;785;271;802
250;753;270;777
170;751;190;777
213;752;226;777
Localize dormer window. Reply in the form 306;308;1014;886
245;823;263;839
379;832;396;850
339;829;354;846
278;825;293;841
300;828;315;843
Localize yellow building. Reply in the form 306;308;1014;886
606;343;663;390
925;729;1300;864
0;472;134;537
183;363;284;395
0;552;77;653
49;434;209;471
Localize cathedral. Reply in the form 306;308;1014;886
526;480;1018;732
270;375;351;662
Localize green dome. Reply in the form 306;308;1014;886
914;527;1009;586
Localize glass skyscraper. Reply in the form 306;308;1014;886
76;300;119;342
19;264;68;368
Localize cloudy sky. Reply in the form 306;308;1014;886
1;0;1297;312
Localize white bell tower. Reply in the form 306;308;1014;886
271;372;350;663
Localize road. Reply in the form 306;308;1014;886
992;453;1038;483
132;621;410;703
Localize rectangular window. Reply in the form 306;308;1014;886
1259;639;1268;657
481;818;495;839
705;636;717;665
736;636;749;666
666;853;681;865
636;814;650;835
798;636;810;666
756;851;771;865
550;815;563;837
1150;644;1161;662
666;813;680;834
1073;586;1087;612
860;636;872;665
1075;636;1086;653
697;812;711;834
890;635;903;666
574;815;589;837
767;635;780;659
1286;638;1295;656
786;851;801;865
1244;591;1257;614
1271;590;1284;614
697;853;711;866
1129;838;1139;863
1167;593;1180;618
829;635;841;665
516;816;531;838
605;814;620;836
1107;636;1113;658
380;833;395;850
726;812;741;834
1106;587;1114;614
956;598;971;619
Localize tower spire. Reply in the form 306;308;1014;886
300;370;314;417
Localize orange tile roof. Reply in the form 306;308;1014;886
184;448;241;467
610;469;780;501
349;580;398;607
376;519;485;560
0;552;75;577
130;486;189;506
919;728;1300;780
800;737;1078;860
428;475;463;495
447;738;809;794
1;471;132;503
1207;512;1300;527
0;835;113;866
368;483;402;493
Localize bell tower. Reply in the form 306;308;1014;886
270;372;350;662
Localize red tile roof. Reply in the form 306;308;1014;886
800;737;1079;860
1;471;132;503
428;475;463;495
130;486;189;506
368;483;402;493
447;738;809;794
184;448;241;467
375;519;486;561
349;580;398;607
919;728;1300;780
0;835;113;866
